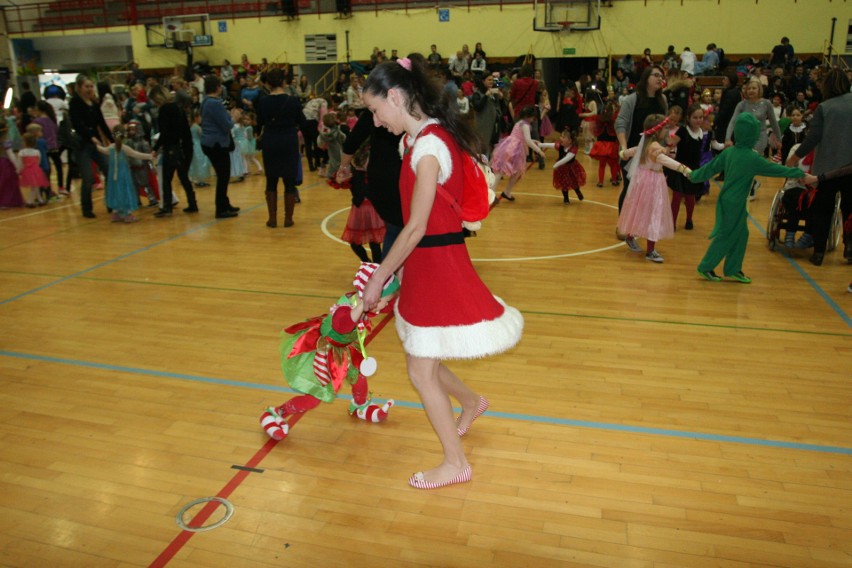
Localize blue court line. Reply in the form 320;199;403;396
747;213;852;328
2;349;850;456
710;175;852;329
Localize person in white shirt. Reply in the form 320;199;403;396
470;53;487;76
456;89;470;116
679;47;697;76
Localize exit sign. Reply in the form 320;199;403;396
563;47;576;55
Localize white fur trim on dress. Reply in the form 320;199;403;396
409;134;453;185
394;296;523;360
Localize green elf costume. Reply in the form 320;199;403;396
690;113;805;283
260;263;399;440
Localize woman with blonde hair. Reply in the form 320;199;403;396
724;77;782;199
69;74;112;218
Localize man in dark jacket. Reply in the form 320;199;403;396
712;71;742;181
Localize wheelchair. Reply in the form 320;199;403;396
766;186;842;252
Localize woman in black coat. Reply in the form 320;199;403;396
149;85;197;217
256;68;307;228
68;74;113;218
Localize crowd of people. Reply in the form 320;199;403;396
1;39;850;488
1;40;849;282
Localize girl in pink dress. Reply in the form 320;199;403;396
617;115;692;263
18;133;50;207
360;54;523;490
489;105;547;201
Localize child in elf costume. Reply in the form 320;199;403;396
260;263;398;440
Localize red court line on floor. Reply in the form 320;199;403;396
148;312;394;567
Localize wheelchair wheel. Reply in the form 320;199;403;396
827;191;842;252
766;190;785;251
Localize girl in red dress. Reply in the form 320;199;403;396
541;127;586;204
589;96;622;187
359;54;523;490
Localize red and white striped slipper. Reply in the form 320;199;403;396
350;399;395;422
408;465;472;490
457;396;490;437
260;408;289;441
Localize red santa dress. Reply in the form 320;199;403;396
395;121;523;360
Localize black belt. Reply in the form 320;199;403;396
417;231;465;248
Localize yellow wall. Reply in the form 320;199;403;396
23;0;851;68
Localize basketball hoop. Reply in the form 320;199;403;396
557;21;573;32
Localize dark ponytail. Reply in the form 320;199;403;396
363;53;483;158
37;101;57;124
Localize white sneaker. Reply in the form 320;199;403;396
625;236;643;252
645;250;664;263
748;179;760;201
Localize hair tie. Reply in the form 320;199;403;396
642;116;670;137
398;57;412;71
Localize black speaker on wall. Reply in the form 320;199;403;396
335;0;351;16
281;0;298;18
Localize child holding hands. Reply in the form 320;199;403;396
97;125;154;223
540;128;586;204
617;114;691;263
490;105;547;201
668;104;709;230
690;113;805;283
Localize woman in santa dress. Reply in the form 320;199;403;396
360;54;523;490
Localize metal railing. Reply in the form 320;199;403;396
822;40;850;72
2;0;528;35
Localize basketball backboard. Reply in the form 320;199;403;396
146;13;212;49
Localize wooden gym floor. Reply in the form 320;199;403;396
0;151;850;568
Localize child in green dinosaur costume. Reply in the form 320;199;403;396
689;113;806;283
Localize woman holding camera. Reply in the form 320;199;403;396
471;74;503;157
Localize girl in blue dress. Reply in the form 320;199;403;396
229;109;248;180
188;111;211;186
97;125;153;223
241;112;263;175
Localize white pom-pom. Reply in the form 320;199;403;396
359;357;377;376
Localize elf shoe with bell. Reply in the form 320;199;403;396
349;398;394;423
260;407;290;440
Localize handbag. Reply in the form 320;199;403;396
58;112;83;150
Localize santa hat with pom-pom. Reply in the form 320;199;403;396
352;262;400;299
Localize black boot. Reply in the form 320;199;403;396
183;186;199;213
265;191;277;227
